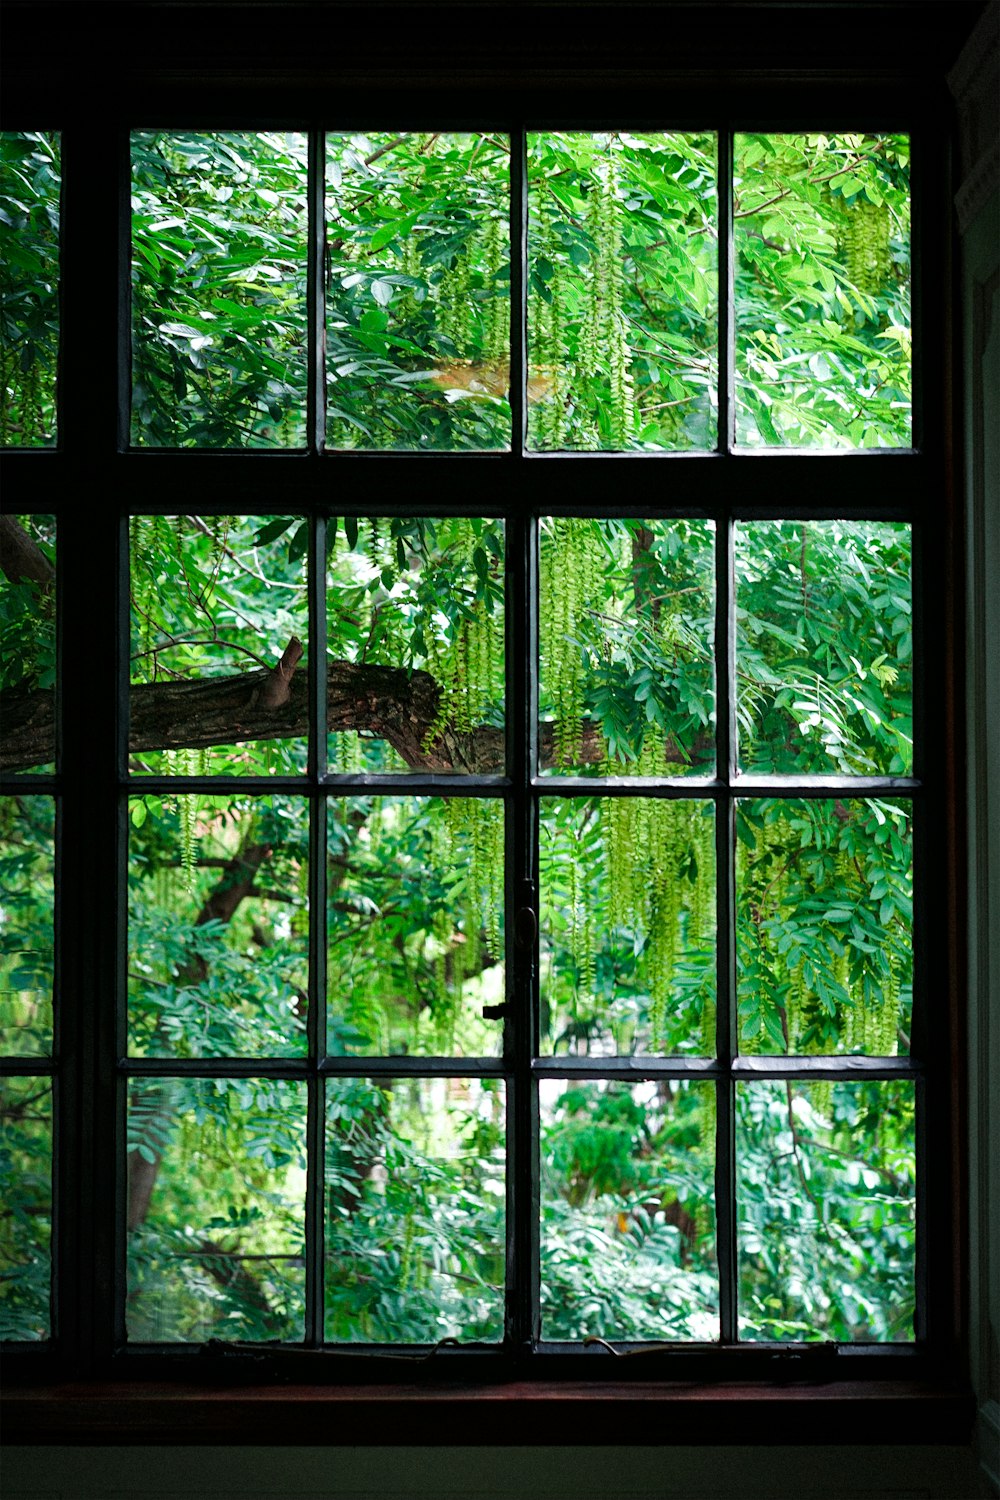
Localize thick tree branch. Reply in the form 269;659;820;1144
1;655;705;773
0;515;54;593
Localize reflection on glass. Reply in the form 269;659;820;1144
128;795;309;1058
126;1077;306;1342
326;133;510;451
129;514;308;776
327;797;504;1058
736;521;912;775
0;132;60;448
737;1080;915;1341
539;798;715;1056
527;132;717;451
539;517;715;777
325;1077;505;1342
0;797;54;1056
736;798;912;1056
131;131;307;448
539;1079;717;1341
0;514;56;775
327;516;504;774
734;133;911;448
0;1077;52;1339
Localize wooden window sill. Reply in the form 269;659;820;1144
2;1380;975;1446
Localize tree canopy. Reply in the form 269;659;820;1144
0;125;915;1349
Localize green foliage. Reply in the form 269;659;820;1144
539;516;715;774
0;514;56;759
528;131;718;451
734;133;911;448
736;521;912;774
327;796;504;1058
128;794;310;1058
540;797;715;1055
0;132;59;447
540;1081;717;1340
0;1077;51;1340
737;799;911;1056
131;132;309;447
326;133;510;451
129;513;308;775
738;1080;915;1340
325;1078;505;1341
0;797;54;1056
126;1077;307;1342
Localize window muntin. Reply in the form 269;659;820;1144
0;121;936;1367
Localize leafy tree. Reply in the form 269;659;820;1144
0;128;916;1345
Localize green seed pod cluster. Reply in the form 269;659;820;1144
0;348;49;444
480;212;508;362
601;792;711;1052
435;243;473;355
540;517;603;766
528;192;572;450
578;150;634;448
842;199;891;296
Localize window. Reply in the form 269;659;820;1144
0;3;967;1432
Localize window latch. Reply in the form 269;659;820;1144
515;904;537;950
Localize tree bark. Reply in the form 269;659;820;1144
0;515;54;592
1;662;704;774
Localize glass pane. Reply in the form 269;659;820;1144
527;132;717;451
737;1079;915;1341
0;1076;51;1339
736;798;912;1055
128;795;309;1058
539;798;715;1056
736;521;912;775
325;1076;505;1342
327;796;504;1058
129;514;308;776
539;518;715;776
327;516;504;774
0;132;59;448
126;1077;306;1342
0;796;54;1056
539;1079;717;1341
0;515;56;774
734;132;910;448
326;133;509;451
131;132;307;448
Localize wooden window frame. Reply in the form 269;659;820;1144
0;0;974;1445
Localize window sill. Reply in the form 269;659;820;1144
2;1380;975;1447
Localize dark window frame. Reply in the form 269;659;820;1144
0;1;974;1442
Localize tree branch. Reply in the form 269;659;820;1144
1;654;707;774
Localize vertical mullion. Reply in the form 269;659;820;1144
510;128;526;456
715;511;738;1344
305;514;328;1346
308;129;326;455
717;126;734;454
57;116;128;1368
506;124;532;1349
506;508;536;1352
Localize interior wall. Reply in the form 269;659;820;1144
0;1442;989;1500
950;3;1000;1495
